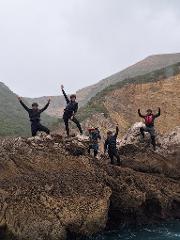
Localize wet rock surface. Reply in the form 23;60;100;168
0;128;179;240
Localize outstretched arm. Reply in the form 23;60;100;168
18;97;30;112
138;109;145;118
40;99;51;113
154;107;161;118
61;85;70;104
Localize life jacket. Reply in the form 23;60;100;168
145;115;154;125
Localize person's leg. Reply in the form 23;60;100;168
108;150;114;164
71;117;83;134
31;124;38;137
94;150;98;157
63;114;70;136
149;128;156;150
38;124;50;135
93;144;99;157
88;145;92;155
113;149;121;166
140;127;145;138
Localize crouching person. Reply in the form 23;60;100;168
104;125;121;166
18;96;51;137
88;128;101;158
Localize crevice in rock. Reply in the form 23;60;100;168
142;197;162;218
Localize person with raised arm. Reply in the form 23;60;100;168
104;125;121;166
18;96;51;136
138;108;161;150
61;85;83;136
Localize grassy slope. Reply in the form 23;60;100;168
78;62;180;121
0;83;58;137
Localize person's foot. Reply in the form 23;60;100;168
141;133;145;138
117;161;122;166
153;145;156;151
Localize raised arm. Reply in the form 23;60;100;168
154;107;161;118
138;109;145;118
61;85;70;104
18;97;30;112
114;125;119;138
40;99;50;113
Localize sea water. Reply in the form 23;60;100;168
89;220;180;240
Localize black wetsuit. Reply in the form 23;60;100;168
138;108;161;149
62;89;83;136
104;127;121;165
88;129;101;157
20;100;50;136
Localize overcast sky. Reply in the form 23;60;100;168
0;0;180;97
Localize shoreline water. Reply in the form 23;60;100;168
87;220;180;240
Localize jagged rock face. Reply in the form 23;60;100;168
0;131;179;239
157;127;180;161
103;74;180;135
119;123;180;179
0;136;111;240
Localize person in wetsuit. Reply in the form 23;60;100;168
138;108;161;150
88;128;101;157
61;85;83;136
104;125;121;166
18;97;51;136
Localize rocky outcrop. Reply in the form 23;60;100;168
0;129;179;239
119;123;180;179
157;127;180;161
0;135;111;240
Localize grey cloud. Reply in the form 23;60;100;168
0;0;179;97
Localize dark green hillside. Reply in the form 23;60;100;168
0;82;58;137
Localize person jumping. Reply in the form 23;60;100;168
18;97;51;137
138;108;161;150
61;85;83;136
88;127;101;157
104;125;121;166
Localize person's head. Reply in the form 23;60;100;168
107;130;113;138
70;94;76;102
32;102;39;110
147;109;152;115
